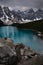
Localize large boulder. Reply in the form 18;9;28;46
15;43;38;62
15;43;24;61
0;44;18;65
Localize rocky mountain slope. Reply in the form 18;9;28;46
0;6;43;25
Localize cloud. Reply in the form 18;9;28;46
0;0;43;10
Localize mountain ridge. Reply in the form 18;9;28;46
0;5;43;25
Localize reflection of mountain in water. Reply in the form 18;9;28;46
0;26;43;53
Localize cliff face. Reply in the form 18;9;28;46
0;38;43;65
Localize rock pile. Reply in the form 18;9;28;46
0;38;43;65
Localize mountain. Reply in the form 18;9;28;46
0;6;3;18
0;5;43;25
24;8;36;20
3;7;12;18
24;8;34;13
23;8;43;20
35;9;43;19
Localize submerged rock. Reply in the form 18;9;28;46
37;32;43;39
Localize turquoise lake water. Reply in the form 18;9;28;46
0;26;43;54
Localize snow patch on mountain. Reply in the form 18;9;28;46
0;5;43;25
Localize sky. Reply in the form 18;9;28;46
0;0;43;10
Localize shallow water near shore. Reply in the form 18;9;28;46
0;26;43;54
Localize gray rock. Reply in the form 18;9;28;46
0;44;18;65
0;38;43;65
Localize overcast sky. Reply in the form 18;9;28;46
0;0;43;10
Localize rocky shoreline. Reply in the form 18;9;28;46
0;38;43;65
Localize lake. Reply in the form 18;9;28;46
0;26;43;54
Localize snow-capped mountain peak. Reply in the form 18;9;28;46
0;5;43;25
